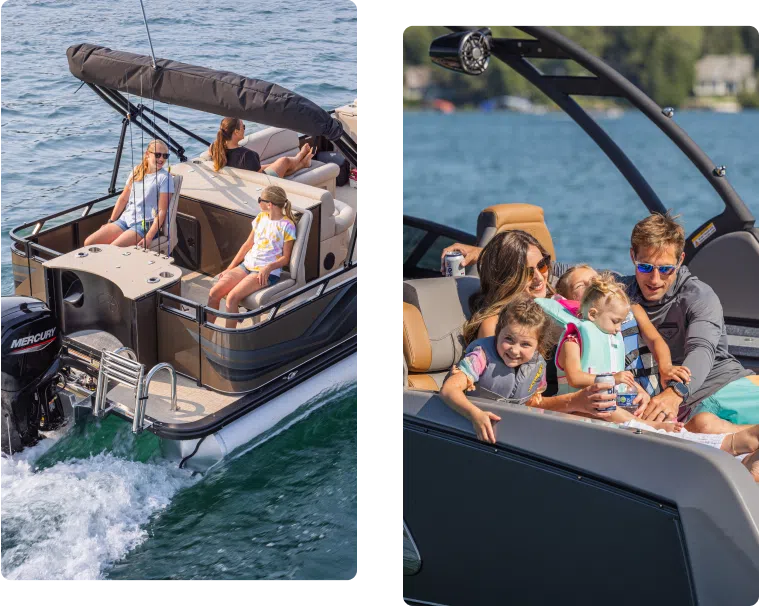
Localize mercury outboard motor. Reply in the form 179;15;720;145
1;296;64;454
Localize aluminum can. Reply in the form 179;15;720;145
444;251;465;277
615;383;636;410
594;373;616;412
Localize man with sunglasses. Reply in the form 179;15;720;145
622;212;757;431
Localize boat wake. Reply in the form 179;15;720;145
1;425;196;580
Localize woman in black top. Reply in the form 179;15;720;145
209;117;314;177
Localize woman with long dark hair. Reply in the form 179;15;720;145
209;117;314;177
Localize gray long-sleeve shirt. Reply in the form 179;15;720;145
621;267;752;408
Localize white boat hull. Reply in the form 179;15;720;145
160;353;357;470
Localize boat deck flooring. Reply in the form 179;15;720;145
106;373;238;424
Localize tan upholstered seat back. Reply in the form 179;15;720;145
402;276;480;391
476;204;556;260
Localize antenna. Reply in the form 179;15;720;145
138;0;158;69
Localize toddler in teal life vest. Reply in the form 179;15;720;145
540;272;689;431
440;296;556;443
554;266;692;399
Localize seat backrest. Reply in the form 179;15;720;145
240;127;299;162
476;203;556;260
149;174;183;255
288;206;312;285
403;276;480;373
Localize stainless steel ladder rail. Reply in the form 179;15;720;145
134;363;177;433
94;349;145;418
93;349;177;434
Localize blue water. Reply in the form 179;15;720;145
1;0;356;580
403;110;759;272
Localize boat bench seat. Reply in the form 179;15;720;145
148;174;183;255
195;127;340;195
403;277;480;391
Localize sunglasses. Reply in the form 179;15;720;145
152;152;170;159
634;260;678;275
530;254;551;278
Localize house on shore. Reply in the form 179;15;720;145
694;55;756;97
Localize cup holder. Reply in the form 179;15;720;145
88;247;102;253
146;277;161;284
159;271;175;279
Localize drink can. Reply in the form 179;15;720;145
616;383;636;410
594;373;616;412
444;251;465;277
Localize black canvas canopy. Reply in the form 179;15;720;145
67;43;344;140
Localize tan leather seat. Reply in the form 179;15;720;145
476;203;556;260
403;276;480;391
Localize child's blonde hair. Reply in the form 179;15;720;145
495;294;557;358
556;264;595;299
580;272;630;318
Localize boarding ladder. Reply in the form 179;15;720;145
93;347;177;433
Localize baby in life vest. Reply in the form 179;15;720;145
440;296;555;443
542;272;687;430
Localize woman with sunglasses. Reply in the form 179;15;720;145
85;140;174;248
209;117;315;178
445;231;619;418
207;185;296;328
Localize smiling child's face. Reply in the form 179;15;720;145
566;267;598;301
496;321;539;368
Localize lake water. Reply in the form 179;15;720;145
403;110;759;272
1;0;356;580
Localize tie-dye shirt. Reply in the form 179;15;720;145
242;212;296;276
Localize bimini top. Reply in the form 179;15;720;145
67;43;344;140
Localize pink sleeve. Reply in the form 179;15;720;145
556;323;582;372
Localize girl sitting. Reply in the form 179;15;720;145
207;185;296;328
440;295;555;443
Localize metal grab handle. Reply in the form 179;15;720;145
112;347;137;360
133;363;178;433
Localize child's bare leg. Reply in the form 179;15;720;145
223;273;267;329
686;412;754;434
207;267;247;324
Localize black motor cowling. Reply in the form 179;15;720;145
2;296;64;454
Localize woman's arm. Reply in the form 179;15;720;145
527;384;615;418
631;304;690;384
109;179;132;221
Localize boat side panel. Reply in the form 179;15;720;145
157;299;202;382
198;281;357;393
404;424;695;606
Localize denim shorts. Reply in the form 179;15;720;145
238;263;281;286
263;167;279;177
114;218;148;238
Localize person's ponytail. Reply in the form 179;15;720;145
211;117;240;172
